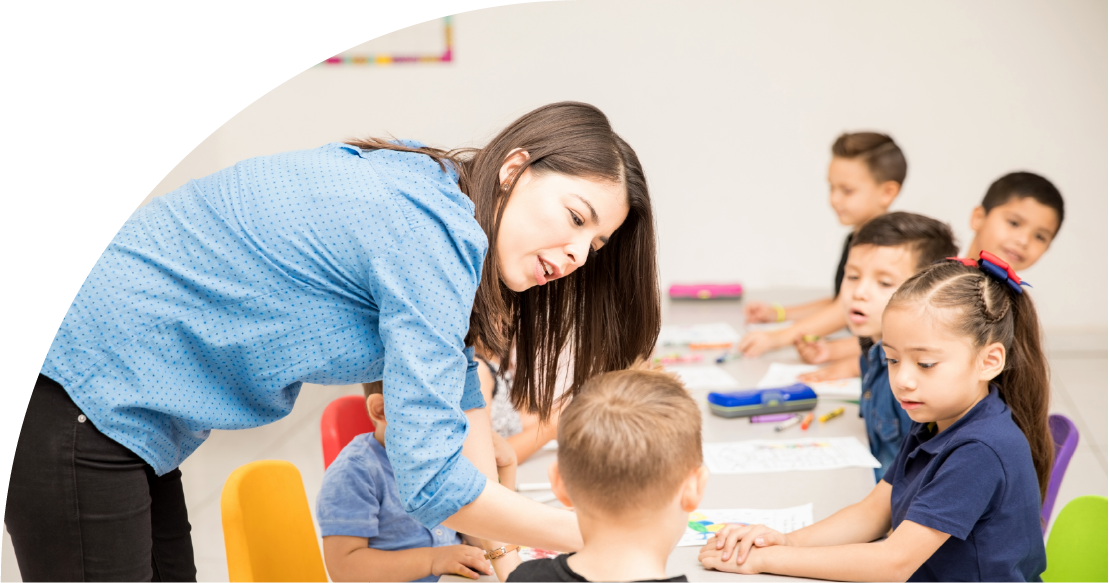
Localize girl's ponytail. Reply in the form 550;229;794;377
998;290;1053;502
889;257;1054;501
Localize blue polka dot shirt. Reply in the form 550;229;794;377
41;142;489;528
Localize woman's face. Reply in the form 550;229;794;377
495;153;630;292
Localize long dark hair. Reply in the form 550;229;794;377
348;102;660;419
888;262;1053;500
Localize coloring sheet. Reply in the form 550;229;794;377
665;365;740;389
658;322;741;347
679;504;814;547
758;362;861;398
704;437;880;474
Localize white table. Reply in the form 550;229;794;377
447;294;876;581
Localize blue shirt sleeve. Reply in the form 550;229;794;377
900;441;1005;540
316;449;383;539
367;219;487;529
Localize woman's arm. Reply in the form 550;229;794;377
322;535;490;582
441;477;582;552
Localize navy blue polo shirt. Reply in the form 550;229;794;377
883;386;1046;582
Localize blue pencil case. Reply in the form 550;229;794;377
707;384;818;418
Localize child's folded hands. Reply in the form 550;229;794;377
698;523;789;573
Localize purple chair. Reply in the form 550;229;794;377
1042;413;1080;531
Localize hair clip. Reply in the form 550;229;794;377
946;252;1032;294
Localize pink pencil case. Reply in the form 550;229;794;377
668;283;743;300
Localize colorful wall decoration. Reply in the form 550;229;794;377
320;16;453;66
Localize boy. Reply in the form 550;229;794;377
837;212;958;478
741;132;906;357
967;171;1064;272
508;369;708;582
317;381;521;582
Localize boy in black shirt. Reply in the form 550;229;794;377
508;369;707;582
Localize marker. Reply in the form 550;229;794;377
774;414;803;432
716;352;742;364
802;335;820;343
819;407;845;423
751;413;795;424
800;412;815;430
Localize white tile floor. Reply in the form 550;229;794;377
3;329;1106;582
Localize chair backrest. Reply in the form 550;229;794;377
1042;495;1108;582
321;394;376;468
1042;414;1080;528
221;460;328;582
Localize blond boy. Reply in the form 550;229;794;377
507;370;708;582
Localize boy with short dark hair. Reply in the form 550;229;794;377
837;212;959;478
508;369;708;582
967;171;1064;271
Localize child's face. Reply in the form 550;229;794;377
970;197;1059;271
839;244;919;341
882;306;999;431
827;157;899;228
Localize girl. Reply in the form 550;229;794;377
700;255;1052;581
6;102;660;580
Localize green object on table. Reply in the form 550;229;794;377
1042;495;1108;582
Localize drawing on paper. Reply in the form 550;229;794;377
704;437;880;474
678;505;814;547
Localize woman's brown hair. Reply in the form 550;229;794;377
887;261;1053;501
347;102;660;419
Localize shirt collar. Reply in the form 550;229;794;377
908;385;1006;456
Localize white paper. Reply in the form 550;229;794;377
758;362;862;398
665;365;740;389
679;504;814;547
704;437;881;474
658;322;741;347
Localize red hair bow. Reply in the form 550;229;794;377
946;251;1031;294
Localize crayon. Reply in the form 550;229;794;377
774;414;803;432
690;342;734;350
800;412;815;430
716;352;742;364
802;335;820;343
819;407;845;423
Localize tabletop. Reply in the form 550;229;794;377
445;293;875;582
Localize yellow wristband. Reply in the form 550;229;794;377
773;303;786;323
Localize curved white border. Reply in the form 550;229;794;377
0;0;545;533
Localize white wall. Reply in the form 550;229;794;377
146;0;1108;330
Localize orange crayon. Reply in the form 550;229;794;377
800;412;815;430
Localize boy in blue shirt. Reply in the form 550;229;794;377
834;213;958;478
317;381;521;582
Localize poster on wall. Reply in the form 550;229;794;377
322;16;453;66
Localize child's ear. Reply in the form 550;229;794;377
977;342;1006;381
680;466;710;512
366;394;386;424
970;206;987;231
548;462;573;509
878;180;900;208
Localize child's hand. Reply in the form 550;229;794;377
430;545;492;579
744;301;777;324
794;335;831;364
738;330;788;357
492;431;517;470
698;543;761;575
797;357;860;383
712;523;789;565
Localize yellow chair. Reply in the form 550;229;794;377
221;460;328;582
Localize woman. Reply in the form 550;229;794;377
5;102;660;581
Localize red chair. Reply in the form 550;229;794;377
321;394;376;469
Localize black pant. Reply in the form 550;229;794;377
5;375;196;581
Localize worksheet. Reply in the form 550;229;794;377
679;504;814;547
758;362;862;398
658;322;741;347
703;437;880;474
665;365;740;389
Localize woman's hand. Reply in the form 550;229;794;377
744;301;777;324
794;335;831;364
430;545;492;579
